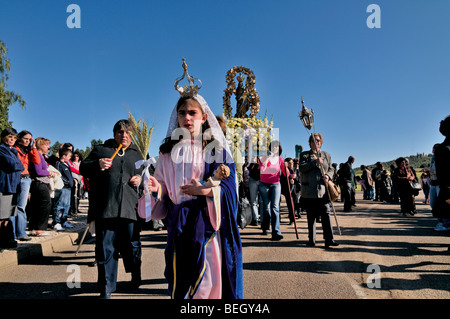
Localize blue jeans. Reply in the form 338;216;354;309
259;182;282;236
430;185;439;209
53;188;71;225
9;177;31;239
248;177;263;222
430;185;450;226
96;218;142;295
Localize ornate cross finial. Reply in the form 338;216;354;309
174;58;202;98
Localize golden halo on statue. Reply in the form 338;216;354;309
223;66;260;119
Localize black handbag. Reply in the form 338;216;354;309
238;197;252;229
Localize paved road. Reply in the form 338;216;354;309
0;193;448;300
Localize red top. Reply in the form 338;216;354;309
14;146;41;175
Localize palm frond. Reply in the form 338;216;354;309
128;110;154;159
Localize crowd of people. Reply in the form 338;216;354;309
1;90;449;300
239;133;450;247
0;129;85;249
1;114;449;297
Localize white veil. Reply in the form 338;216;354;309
165;94;234;164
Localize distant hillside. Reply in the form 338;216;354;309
373;153;432;170
354;153;432;175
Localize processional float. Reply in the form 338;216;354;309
223;66;299;239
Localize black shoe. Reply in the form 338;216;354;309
325;241;339;248
130;272;141;290
271;234;283;241
2;240;17;249
306;241;315;247
99;293;111;299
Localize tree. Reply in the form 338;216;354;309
75;139;103;159
49;141;61;157
0;40;26;131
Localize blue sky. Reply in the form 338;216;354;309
1;0;449;167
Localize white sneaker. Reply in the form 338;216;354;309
53;223;65;231
63;221;74;228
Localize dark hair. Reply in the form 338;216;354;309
268;140;282;156
159;97;214;154
15;130;33;149
439;115;450;137
60;142;74;150
113;119;133;135
72;151;84;162
395;157;405;167
1;127;18;138
59;147;72;158
18;130;32;139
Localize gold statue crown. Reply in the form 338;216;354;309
174;58;202;97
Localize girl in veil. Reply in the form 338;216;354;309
147;84;243;299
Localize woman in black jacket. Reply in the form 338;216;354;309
80;119;143;299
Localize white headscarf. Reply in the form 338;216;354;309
165;94;233;164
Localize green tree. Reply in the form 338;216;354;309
49;141;61;157
0;40;26;131
75;139;103;159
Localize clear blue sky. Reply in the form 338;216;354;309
1;0;449;168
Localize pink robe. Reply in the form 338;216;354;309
151;139;223;299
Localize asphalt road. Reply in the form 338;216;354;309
0;192;448;302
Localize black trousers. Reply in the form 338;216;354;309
29;181;52;231
301;197;334;243
95;218;142;294
342;181;354;211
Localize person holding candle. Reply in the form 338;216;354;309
80;119;144;299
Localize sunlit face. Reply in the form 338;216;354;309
39;143;50;155
19;134;32;147
114;127;132;149
271;144;280;155
2;134;17;147
309;135;322;151
287;159;294;169
177;99;207;138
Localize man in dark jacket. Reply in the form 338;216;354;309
80;119;143;299
340;156;355;212
299;133;338;248
433;115;450;251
